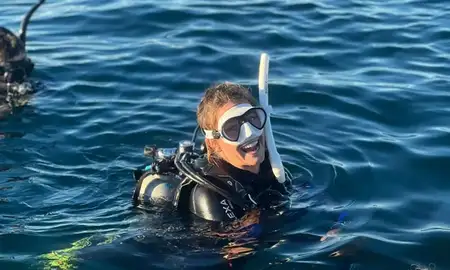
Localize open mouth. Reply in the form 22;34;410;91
239;137;261;154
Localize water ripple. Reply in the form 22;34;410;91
2;0;450;269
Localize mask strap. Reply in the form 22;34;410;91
203;129;220;139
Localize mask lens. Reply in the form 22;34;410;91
244;108;265;129
222;117;241;141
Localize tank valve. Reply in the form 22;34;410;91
178;140;194;154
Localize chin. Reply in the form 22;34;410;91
243;159;259;167
245;152;264;167
236;136;266;167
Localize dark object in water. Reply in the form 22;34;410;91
0;131;25;139
1;0;46;116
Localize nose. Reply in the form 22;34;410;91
241;122;256;138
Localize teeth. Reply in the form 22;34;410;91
243;141;258;149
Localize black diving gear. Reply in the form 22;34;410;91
1;0;47;93
132;138;292;222
1;58;34;85
188;153;291;222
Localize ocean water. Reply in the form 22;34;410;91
2;0;450;269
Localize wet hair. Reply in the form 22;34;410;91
197;82;258;163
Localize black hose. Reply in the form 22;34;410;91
175;153;232;203
191;125;200;143
180;156;243;205
174;151;248;209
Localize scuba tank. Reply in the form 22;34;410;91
132;140;194;208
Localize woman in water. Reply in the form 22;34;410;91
190;82;291;222
133;82;292;225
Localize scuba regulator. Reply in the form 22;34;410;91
132;140;197;185
132;137;257;211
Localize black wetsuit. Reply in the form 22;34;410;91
188;152;290;222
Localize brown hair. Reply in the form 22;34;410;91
197;82;258;163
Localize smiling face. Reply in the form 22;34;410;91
207;100;266;173
197;83;268;174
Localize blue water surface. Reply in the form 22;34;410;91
2;0;450;269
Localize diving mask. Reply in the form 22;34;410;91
203;103;267;145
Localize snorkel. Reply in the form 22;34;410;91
188;53;286;183
258;53;286;183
